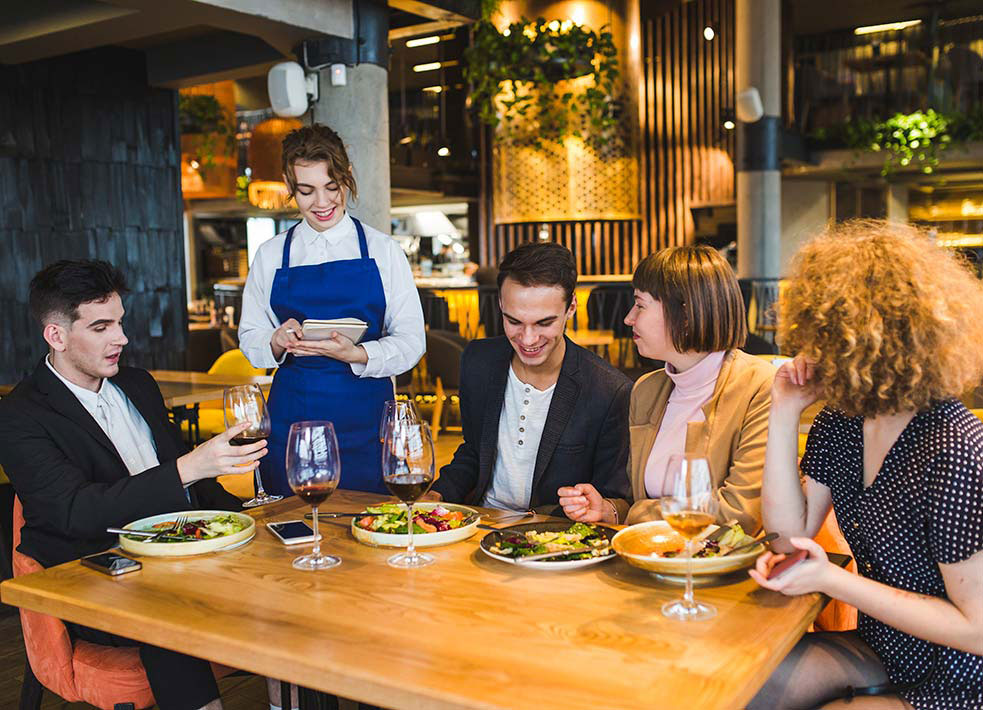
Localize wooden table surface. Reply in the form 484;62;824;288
147;370;273;408
0;490;825;710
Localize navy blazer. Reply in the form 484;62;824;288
432;336;631;517
0;359;242;568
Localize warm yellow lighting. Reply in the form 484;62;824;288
503;27;511;36
189;159;200;170
853;20;920;35
247;180;293;210
413;61;442;72
422;85;443;93
723;119;735;130
406;35;440;47
437;146;450;157
398;135;413;145
548;20;560;31
961;199;983;217
703;26;715;40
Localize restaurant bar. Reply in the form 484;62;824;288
0;1;981;709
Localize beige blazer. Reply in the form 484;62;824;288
625;350;776;533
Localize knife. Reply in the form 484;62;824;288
723;532;779;556
514;549;609;563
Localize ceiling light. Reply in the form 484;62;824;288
854;20;920;35
413;62;442;73
422;85;443;93
399;135;413;145
406;36;440;47
437;146;450;157
189;159;200;170
723;119;735;130
703;26;715;41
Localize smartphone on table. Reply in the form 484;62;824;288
81;552;142;576
267;520;321;545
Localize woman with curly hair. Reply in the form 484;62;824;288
749;220;983;710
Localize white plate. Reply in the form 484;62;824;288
350;502;480;548
118;510;255;557
478;522;618;570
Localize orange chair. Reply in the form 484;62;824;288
813;507;858;632
12;497;233;709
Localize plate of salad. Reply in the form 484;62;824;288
350;502;480;548
479;521;617;570
118;510;255;557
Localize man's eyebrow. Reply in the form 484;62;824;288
501;311;559;325
86;318;116;328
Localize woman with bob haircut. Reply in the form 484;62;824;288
749;220;983;710
239;124;425;499
558;245;774;534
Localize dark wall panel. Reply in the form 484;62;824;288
0;47;186;383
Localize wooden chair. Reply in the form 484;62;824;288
425;331;465;441
11;497;233;709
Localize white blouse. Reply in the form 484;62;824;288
238;213;426;378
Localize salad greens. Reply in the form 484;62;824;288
355;504;476;535
128;514;248;543
489;522;612;560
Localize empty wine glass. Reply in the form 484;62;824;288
285;421;342;571
379;399;421;443
223;384;281;508
382;422;436;568
660;454;719;621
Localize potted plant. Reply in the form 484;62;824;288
464;17;620;149
178;94;236;179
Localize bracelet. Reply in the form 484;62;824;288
604;498;619;525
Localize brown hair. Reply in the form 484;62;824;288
281;123;357;200
779;219;983;417
632;245;747;353
497;242;578;305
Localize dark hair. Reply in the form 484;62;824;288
281;123;357;200
632;245;747;353
497;242;577;305
29;260;129;326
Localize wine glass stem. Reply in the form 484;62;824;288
405;502;415;559
311;505;320;558
684;538;695;608
254;467;266;497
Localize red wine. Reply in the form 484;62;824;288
294;481;338;505
230;434;266;446
384;474;434;503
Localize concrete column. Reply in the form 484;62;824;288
311;63;391;234
735;0;781;335
886;183;909;223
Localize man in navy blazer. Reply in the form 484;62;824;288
0;260;266;710
428;243;631;523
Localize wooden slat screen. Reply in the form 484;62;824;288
491;220;642;276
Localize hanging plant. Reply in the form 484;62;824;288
178;94;236;178
832;109;950;176
464;18;620;149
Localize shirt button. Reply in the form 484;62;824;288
523;400;529;405
519;427;525;432
525;387;530;393
518;440;524;446
520;415;525;421
852;521;859;529
864;561;872;572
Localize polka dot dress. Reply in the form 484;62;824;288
802;400;983;710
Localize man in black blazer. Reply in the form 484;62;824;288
428;243;631;523
0;260;266;710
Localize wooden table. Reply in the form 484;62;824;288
1;490;828;710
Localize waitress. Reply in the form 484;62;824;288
239;123;425;497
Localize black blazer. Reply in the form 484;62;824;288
432;336;632;517
0;359;242;568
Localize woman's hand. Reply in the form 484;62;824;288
557;483;616;523
772;355;822;415
270;319;302;360
749;537;834;596
287;332;368;364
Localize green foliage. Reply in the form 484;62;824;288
464;18;620;149
235;173;251;203
178;94;236;178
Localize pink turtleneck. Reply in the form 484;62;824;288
643;350;727;498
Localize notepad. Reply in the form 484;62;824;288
301;318;368;343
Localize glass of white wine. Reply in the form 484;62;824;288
660;454;719;621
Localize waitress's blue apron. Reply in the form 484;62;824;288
262;219;393;497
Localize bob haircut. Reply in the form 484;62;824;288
281;123;357;201
779;219;983;418
632;245;747;353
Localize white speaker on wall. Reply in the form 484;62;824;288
736;87;764;123
268;61;315;117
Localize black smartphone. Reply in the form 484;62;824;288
267;520;321;545
81;552;142;576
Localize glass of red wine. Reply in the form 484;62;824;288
223;384;281;508
382;422;435;568
285;421;342;570
660;454;719;621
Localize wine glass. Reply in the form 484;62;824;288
223;384;282;508
660;454;719;621
382;422;436;568
379;399;421;443
285;421;342;570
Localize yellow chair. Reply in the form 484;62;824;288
971;409;983;423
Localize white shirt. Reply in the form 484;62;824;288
482;366;556;512
238;213;426;378
45;357;160;477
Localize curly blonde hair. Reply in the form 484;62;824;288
779;220;983;417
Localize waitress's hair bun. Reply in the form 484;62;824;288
281;123;357;200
